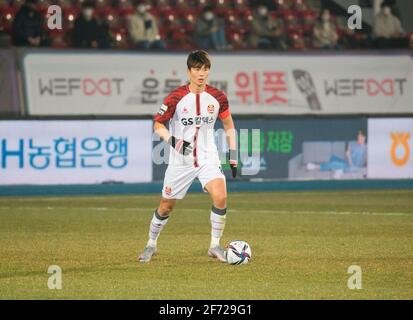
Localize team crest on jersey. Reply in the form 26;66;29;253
158;104;168;116
195;116;202;126
165;186;172;196
207;104;215;114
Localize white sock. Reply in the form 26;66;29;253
210;206;226;248
147;210;169;248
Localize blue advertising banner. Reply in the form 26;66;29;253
0;120;153;185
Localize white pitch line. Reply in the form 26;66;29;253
0;206;411;216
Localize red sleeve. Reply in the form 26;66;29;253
207;86;231;120
153;92;179;124
154;86;188;124
217;91;230;120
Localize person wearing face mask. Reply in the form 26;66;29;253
374;2;407;49
313;9;339;50
72;1;106;49
249;5;286;50
195;6;229;50
12;0;44;47
128;1;165;50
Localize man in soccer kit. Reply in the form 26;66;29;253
138;50;238;263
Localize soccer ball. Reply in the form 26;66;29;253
226;240;252;265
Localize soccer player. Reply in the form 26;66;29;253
138;50;238;263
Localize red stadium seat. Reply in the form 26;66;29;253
231;0;248;10
274;0;292;14
63;6;80;30
286;24;302;35
233;7;252;20
299;9;317;24
194;0;208;10
288;30;306;50
49;30;70;48
180;11;196;33
118;6;135;18
154;0;172;11
227;30;246;50
112;32;131;49
95;0;112;9
0;5;18;32
281;10;299;25
292;0;309;11
174;0;197;10
96;5;118;18
301;22;314;36
221;9;236;25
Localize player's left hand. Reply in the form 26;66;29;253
229;149;238;178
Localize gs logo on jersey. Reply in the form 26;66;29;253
181;116;214;126
207;104;215;114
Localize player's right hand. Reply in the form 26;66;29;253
168;136;193;156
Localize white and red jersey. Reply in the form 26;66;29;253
154;84;231;167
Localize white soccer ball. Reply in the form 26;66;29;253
226;240;252;265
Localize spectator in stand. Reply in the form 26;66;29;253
313;9;339;50
306;130;367;179
194;5;229;50
128;1;165;50
11;0;44;47
72;1;108;49
373;2;408;49
249;4;286;50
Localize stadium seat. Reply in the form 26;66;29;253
155;0;172;11
118;0;135;18
301;22;314;36
49;30;69;48
96;5;118;18
0;5;18;33
288;30;306;50
214;0;233;15
281;9;299;25
112;28;130;49
194;0;208;10
95;0;112;9
63;6;80;30
274;0;292;14
174;0;197;10
285;24;302;35
292;0;309;11
299;9;317;24
231;0;248;10
226;30;246;50
180;11;195;33
233;7;252;21
221;10;238;30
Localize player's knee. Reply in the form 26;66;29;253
159;200;175;216
214;194;227;209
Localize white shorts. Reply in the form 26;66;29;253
162;163;226;199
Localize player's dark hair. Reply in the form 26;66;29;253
187;50;211;70
358;129;366;137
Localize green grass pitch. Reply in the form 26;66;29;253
0;190;412;299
